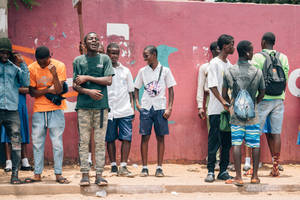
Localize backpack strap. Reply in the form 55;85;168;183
247;68;258;90
157;65;163;82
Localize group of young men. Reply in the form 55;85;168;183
197;32;289;186
0;32;176;185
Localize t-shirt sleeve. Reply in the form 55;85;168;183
134;69;143;89
29;64;37;88
207;62;218;88
258;70;265;90
165;68;176;88
57;62;67;82
103;56;115;77
126;69;134;93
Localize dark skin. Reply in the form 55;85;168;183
260;39;281;163
134;49;174;167
198;47;220;119
73;33;112;101
222;45;265;182
106;47;135;164
74;33;112;183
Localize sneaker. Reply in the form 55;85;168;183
111;165;118;174
217;171;233;180
140;168;149;177
155;168;164;177
204;173;215;183
278;164;284;171
4;160;12;172
227;163;235;172
118;166;134;177
243;165;251;171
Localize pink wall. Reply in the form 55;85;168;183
8;0;300;163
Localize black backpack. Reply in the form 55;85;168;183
260;51;286;96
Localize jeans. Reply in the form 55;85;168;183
207;115;231;174
0;110;21;174
32;110;65;175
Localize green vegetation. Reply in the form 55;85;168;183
215;0;300;4
8;0;40;10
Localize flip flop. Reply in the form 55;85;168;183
250;178;261;184
79;175;90;186
24;177;42;183
56;176;70;184
225;179;244;187
95;176;108;186
243;168;253;176
11;176;22;184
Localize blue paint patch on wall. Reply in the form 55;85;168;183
50;36;55;41
130;60;136;65
62;32;67;38
168;121;176;124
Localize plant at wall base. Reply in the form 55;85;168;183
8;0;40;10
214;0;300;4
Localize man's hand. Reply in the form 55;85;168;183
88;89;103;100
14;53;24;66
222;101;230;111
198;108;206;119
75;75;89;85
48;64;57;75
163;108;172;120
47;85;57;94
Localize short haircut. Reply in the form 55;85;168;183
262;32;275;45
209;41;218;52
35;46;50;60
237;40;252;58
84;32;98;43
107;42;120;52
144;45;157;57
217;34;234;50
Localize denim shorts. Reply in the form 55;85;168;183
105;115;134;142
231;123;261;148
258;99;284;134
139;107;169;136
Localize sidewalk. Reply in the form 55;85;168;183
0;164;300;196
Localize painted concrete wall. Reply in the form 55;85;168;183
0;0;7;38
7;0;300;163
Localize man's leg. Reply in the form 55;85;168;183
232;145;242;180
252;147;260;180
156;135;165;167
31;112;47;180
94;109;109;185
141;135;150;166
105;119;118;173
48;110;66;182
243;146;251;171
5;143;12;172
77;109;92;185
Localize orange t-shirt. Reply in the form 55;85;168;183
29;58;67;113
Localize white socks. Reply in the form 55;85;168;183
142;166;148;169
5;160;12;169
245;157;251;166
156;166;162;170
120;162;127;167
88;152;92;163
111;162;117;167
22;158;30;167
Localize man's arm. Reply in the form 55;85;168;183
256;89;265;104
74;75;112;86
222;87;230;104
15;54;30;87
48;64;63;94
134;88;141;111
197;65;207;119
19;87;29;94
210;87;229;111
163;87;174;119
73;82;103;100
29;80;64;98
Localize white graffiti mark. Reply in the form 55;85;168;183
107;23;129;40
64;78;76;113
34;38;38;46
288;68;300;97
0;8;7;33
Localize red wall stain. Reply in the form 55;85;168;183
8;0;300;163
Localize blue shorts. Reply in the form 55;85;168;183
105;115;134;142
262;116;271;133
139;107;169;136
258;99;284;134
231;124;261;148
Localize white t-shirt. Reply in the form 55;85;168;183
196;62;209;108
107;63;134;119
207;57;232;115
134;63;176;110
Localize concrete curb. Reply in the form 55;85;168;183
1;183;300;196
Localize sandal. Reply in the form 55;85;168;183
250;178;261;184
79;174;90;186
24;177;42;183
225;178;244;187
243;168;253;176
95;176;108;186
56;176;70;184
270;166;280;177
11;176;22;184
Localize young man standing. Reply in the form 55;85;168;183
134;45;176;177
27;46;69;184
105;43;135;176
222;40;265;185
252;32;289;177
205;34;235;182
73;32;114;186
0;37;29;184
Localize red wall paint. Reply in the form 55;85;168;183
8;0;300;163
